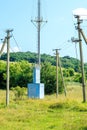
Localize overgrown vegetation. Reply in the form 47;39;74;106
0;51;87;129
0;85;87;130
0;60;64;94
0;51;87;94
0;51;85;71
11;86;26;100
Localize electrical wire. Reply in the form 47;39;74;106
11;33;21;52
10;45;15;53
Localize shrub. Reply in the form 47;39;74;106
11;86;26;100
73;74;82;83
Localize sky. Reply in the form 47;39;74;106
0;0;87;62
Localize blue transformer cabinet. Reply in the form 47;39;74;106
28;65;44;99
28;83;44;99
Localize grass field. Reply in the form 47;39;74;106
0;83;87;130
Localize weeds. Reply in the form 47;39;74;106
11;86;26;100
0;85;87;130
49;100;87;112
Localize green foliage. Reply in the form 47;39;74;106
0;86;87;130
68;68;74;76
58;70;64;93
0;61;6;89
63;68;74;77
41;62;64;94
0;51;37;63
63;69;70;77
11;86;26;100
0;60;65;94
0;60;33;89
41;62;56;94
41;53;56;65
61;56;81;72
0;52;84;73
73;74;82;83
1;51;87;94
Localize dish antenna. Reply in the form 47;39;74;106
73;8;87;20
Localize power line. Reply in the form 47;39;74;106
10;46;15;53
11;33;21;52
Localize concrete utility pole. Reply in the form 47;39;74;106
0;37;7;57
53;49;60;98
6;29;13;106
75;15;86;102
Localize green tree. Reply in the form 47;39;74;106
0;61;6;89
41;62;64;94
58;70;64;93
73;73;82;83
63;69;70;77
68;68;74;76
11;86;26;100
41;62;56;94
10;61;33;88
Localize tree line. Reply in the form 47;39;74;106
1;51;86;71
0;52;87;94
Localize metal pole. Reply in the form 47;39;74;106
6;29;13;106
6;30;10;106
31;0;47;65
77;16;86;102
38;0;40;66
0;37;7;57
56;50;58;98
53;49;59;98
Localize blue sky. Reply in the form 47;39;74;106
0;0;87;62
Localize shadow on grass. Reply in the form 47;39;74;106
0;103;6;109
80;127;87;130
49;101;87;112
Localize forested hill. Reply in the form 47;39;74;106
0;51;87;72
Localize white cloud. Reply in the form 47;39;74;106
73;8;87;20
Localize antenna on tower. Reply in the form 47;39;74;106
28;0;46;99
31;0;47;66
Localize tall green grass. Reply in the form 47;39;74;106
0;83;87;130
